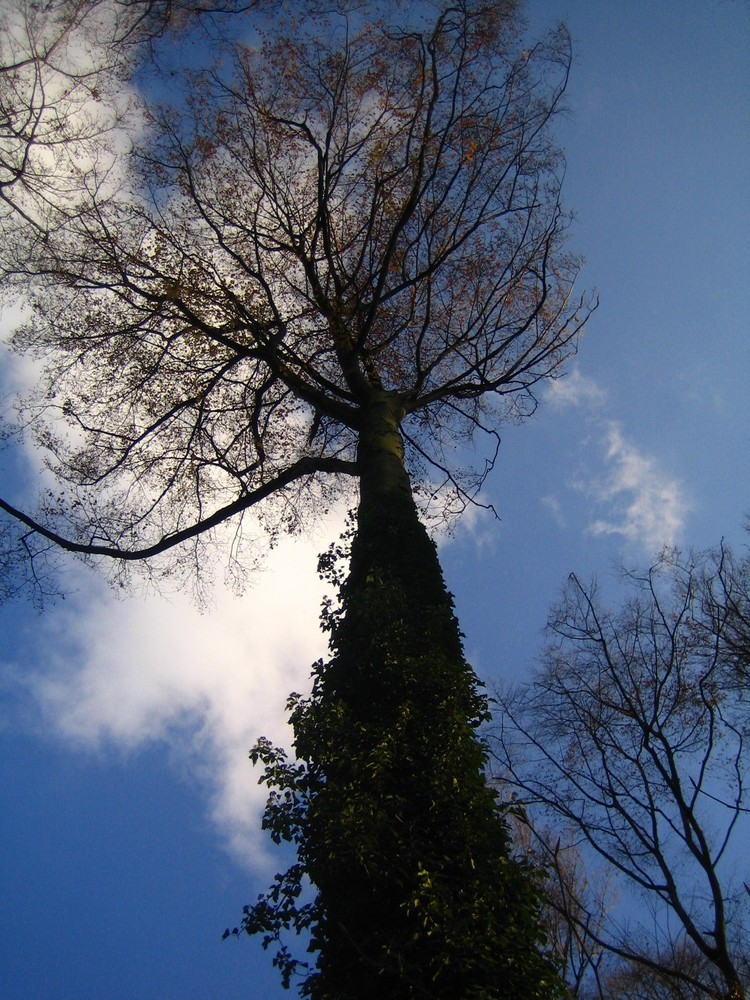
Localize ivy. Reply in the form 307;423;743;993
234;494;564;998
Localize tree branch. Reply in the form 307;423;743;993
0;455;357;560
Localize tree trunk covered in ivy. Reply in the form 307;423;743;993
241;392;562;999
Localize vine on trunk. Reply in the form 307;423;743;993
232;493;563;998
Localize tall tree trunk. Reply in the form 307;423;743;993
243;389;562;998
291;391;561;998
356;388;414;511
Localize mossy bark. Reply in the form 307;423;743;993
294;392;559;998
245;390;562;998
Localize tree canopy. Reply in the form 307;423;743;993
1;0;591;598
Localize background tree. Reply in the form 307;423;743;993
698;540;750;689
599;940;748;1000
504;818;614;997
1;1;592;993
491;543;750;1000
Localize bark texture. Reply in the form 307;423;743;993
244;404;562;999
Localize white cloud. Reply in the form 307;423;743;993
2;292;342;870
545;369;607;410
436;499;498;556
584;423;688;554
3;286;348;873
8;519;345;871
541;494;566;528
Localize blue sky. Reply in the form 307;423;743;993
1;2;748;997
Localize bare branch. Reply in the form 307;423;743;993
490;544;750;999
1;2;593;599
0;455;356;559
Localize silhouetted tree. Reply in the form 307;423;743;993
1;1;593;992
0;0;282;272
1;0;589;592
239;496;563;996
492;544;750;1000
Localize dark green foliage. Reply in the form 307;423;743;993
237;492;563;999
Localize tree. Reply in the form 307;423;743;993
0;0;276;600
599;940;747;1000
1;0;589;591
237;498;563;997
503;818;614;997
699;540;750;688
0;0;131;279
491;544;750;1000
1;1;593;992
0;0;273;275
